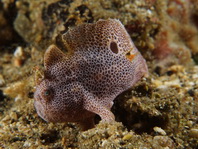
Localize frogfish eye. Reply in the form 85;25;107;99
42;88;53;101
44;90;51;96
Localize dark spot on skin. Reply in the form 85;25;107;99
110;41;119;54
126;52;130;56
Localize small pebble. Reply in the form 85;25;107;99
14;58;24;67
23;140;32;147
189;128;198;138
14;95;23;102
122;134;133;141
0;74;5;86
10;111;18;121
153;126;167;135
152;136;174;148
14;46;23;57
186;121;193;127
13;46;25;67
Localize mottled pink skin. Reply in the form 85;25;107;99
34;19;148;130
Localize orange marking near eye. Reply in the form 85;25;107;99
126;54;136;62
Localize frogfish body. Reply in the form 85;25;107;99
34;19;148;130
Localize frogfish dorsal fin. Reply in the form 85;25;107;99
62;19;137;54
44;44;66;69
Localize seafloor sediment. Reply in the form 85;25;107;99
0;0;197;148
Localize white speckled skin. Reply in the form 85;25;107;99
34;19;148;130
